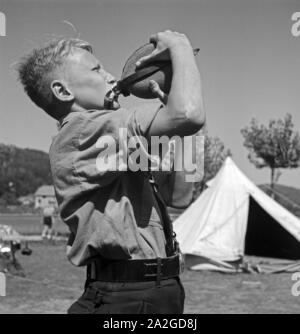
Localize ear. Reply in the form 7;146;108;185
51;80;74;102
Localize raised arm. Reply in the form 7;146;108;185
136;30;205;138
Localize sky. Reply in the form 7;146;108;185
0;0;300;188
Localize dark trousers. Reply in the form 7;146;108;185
68;277;185;314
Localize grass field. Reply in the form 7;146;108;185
1;214;300;314
0;214;69;236
1;242;300;314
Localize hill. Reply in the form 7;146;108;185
259;184;300;217
0;144;52;205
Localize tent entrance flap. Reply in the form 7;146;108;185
245;197;300;260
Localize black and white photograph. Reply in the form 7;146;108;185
0;0;300;316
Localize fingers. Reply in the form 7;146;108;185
149;80;168;104
149;30;173;42
135;51;157;68
136;48;169;69
136;30;190;69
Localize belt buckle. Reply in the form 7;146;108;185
144;258;163;284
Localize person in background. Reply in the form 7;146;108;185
41;205;55;239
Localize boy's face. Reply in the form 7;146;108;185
62;48;119;110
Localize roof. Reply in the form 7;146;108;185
35;185;55;197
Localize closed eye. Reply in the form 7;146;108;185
92;65;101;72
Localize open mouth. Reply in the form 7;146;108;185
104;84;120;110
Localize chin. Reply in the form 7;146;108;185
112;101;121;110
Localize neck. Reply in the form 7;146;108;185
70;103;88;113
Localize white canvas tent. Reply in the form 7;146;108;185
173;157;300;265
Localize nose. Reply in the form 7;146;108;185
105;72;116;85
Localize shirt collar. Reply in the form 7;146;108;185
58;108;117;130
58;112;79;129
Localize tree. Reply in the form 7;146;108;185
241;114;300;193
193;131;231;199
0;144;53;205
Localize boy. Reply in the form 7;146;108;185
17;30;205;314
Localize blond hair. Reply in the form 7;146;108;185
17;38;93;119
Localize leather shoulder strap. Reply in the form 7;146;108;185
143;171;178;256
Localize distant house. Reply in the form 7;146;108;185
34;185;56;209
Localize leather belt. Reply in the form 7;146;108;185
88;254;182;283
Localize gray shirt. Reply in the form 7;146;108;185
50;105;171;266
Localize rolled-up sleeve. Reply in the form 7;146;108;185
72;105;161;187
